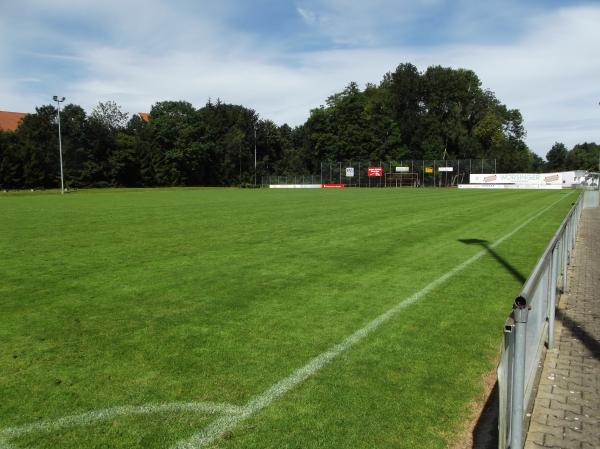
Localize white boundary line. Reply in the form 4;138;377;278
0;401;245;449
0;193;572;449
173;192;573;448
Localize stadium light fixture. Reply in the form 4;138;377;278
53;95;66;195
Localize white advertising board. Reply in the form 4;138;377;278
469;173;563;185
269;184;321;189
459;184;562;190
438;167;454;172
395;166;409;173
345;167;355;177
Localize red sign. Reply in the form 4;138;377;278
321;184;345;188
368;167;383;177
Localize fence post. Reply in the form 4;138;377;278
548;245;559;349
320;162;323;185
358;161;361;187
511;296;529;449
563;224;569;291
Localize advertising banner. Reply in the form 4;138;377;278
368;167;383;177
469;173;563;185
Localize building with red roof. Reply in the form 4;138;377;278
0;111;27;132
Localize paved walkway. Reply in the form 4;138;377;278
524;204;600;449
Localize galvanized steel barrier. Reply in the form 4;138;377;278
497;192;584;449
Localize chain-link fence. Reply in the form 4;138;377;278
261;159;497;187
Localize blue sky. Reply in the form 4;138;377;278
1;0;599;157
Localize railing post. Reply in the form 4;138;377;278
548;245;559;350
511;296;529;449
562;231;568;292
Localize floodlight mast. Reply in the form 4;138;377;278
53;96;66;194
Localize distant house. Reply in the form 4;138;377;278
0;111;28;132
1;110;149;130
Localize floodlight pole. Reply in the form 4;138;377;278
254;124;257;187
53;95;66;194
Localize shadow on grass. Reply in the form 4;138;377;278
458;239;527;284
458;238;522;448
472;382;499;449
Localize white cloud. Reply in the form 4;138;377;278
296;7;317;25
0;1;598;158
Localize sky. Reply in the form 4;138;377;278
1;0;599;157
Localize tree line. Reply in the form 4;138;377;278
545;142;599;173
0;63;596;189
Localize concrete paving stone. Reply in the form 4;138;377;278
556;355;585;365
532;413;549;425
581;406;598;417
528;422;565;438
546;415;574;428
554;380;571;391
568;382;595;393
537;391;564;402
524;441;561;449
526;431;546;445
565;396;591;407
554;363;574;373
581;442;597;449
564;427;597;444
551;386;582;399
580;420;600;433
538;408;566;420
550;399;582;414
543;435;582;449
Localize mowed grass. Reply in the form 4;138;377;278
0;187;576;449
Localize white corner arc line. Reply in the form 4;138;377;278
173;192;573;449
0;401;245;449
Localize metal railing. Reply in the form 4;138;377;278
497;192;585;449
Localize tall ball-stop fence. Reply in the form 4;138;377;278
261;159;497;187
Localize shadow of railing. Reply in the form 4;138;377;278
472;382;499;449
555;308;600;361
458;238;527;448
458;239;526;284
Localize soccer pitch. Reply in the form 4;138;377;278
0;188;576;449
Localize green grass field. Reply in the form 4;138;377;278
0;187;576;449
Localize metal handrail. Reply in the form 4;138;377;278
498;191;584;449
517;198;579;301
